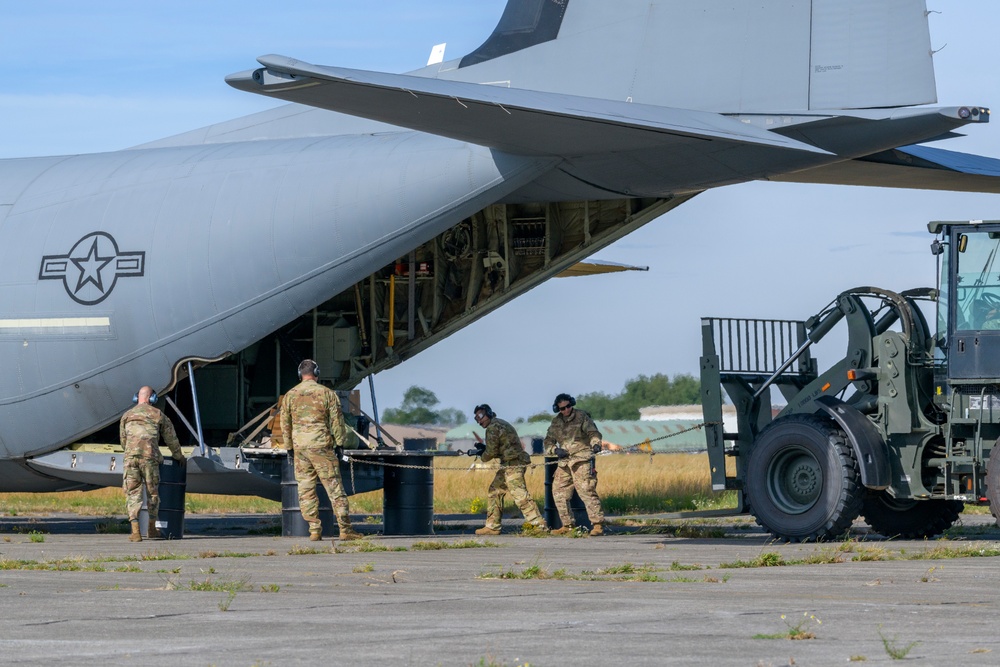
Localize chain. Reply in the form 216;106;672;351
341;421;720;472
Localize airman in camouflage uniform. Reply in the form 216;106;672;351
119;386;186;542
544;393;606;536
471;404;547;536
279;359;362;542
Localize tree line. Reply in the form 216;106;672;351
382;373;700;425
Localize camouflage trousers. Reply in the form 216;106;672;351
293;447;350;530
485;466;545;530
552;458;604;526
123;457;160;522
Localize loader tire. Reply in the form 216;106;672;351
745;414;863;542
861;493;962;539
987;443;1000;529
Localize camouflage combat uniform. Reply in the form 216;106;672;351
481;418;546;530
119;403;185;523
544;408;605;527
279;379;354;536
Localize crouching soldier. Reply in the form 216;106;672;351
471;404;548;536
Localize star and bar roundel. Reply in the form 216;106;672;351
38;232;145;306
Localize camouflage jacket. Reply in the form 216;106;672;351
279;379;348;451
119;403;183;463
544;408;601;461
482;418;530;466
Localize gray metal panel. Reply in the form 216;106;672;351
810;0;936;109
421;0;933;113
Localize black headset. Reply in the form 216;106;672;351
552;393;576;413
297;359;320;379
474;403;496;420
132;390;158;405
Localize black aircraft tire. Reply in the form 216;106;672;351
861;493;963;539
987;442;1000;528
745;414;863;542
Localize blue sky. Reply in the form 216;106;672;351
2;1;999;421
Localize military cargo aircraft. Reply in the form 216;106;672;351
2;0;999;495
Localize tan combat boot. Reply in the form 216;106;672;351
475;526;501;536
589;522;604;536
309;525;322;542
551;525;575;536
338;525;363;541
147;519;160;539
129;520;142;543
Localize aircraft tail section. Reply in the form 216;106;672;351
431;0;936;112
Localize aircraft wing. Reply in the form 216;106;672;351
558;260;649;278
225;55;831;159
771;144;1000;193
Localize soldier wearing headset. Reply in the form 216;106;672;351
120;386;186;543
543;393;606;535
469;404;548;535
280;359;362;543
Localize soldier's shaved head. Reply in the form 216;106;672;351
137;386;154;402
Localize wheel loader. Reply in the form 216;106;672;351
701;220;1000;541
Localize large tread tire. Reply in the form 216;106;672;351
745;414;863;542
861;493;963;539
987;441;1000;528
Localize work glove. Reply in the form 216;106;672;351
475;442;486;456
335;446;348;462
175;455;187;466
555;447;570;459
592;443;602;454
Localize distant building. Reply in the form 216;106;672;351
641;404;738;434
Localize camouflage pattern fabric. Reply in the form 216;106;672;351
545;408;604;525
279;380;348;452
293;447;350;530
280;380;352;532
119;403;184;522
481;418;543;529
552;459;605;526
123;459;160;522
485;467;545;530
119;403;184;463
543;408;602;461
481;418;531;466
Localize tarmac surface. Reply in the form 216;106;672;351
1;512;999;667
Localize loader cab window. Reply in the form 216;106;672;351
952;230;1000;331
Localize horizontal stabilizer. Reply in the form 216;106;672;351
226;55;831;158
558;260;649;278
771;144;1000;193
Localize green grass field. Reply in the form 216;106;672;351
0;453;732;517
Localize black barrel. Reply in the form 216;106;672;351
383;455;434;535
281;453;335;537
543;456;592;530
157;458;187;539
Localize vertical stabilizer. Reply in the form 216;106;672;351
432;0;937;112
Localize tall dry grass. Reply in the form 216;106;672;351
0;453;733;517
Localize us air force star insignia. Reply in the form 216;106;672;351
38;232;145;306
